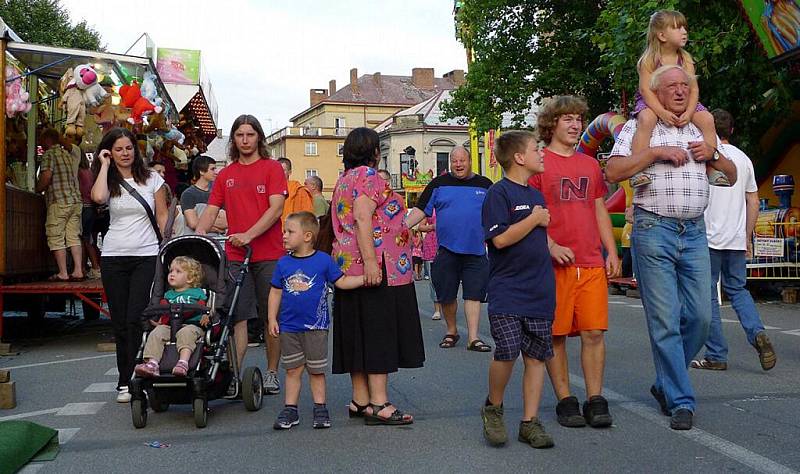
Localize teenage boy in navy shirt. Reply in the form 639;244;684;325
480;130;556;449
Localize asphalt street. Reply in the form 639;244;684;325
1;281;799;473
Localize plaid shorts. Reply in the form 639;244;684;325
489;314;553;362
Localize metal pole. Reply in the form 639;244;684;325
26;73;38;191
1;34;8;276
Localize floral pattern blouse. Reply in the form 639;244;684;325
332;166;413;286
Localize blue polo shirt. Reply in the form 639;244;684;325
415;173;493;256
482;178;555;320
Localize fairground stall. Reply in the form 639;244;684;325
0;22;179;340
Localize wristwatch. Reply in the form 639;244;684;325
712;148;720;161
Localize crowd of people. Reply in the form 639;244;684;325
39;8;778;449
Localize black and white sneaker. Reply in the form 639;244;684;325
273;406;300;430
312;405;331;429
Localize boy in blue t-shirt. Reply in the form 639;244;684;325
480;130;556;449
268;211;362;430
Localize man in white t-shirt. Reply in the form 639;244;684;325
691;109;777;372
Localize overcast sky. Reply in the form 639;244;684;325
62;0;467;135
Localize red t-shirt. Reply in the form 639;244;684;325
208;158;288;262
529;148;608;267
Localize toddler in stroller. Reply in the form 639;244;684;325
134;256;210;378
130;235;263;429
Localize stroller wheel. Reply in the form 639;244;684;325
193;398;208;428
242;366;263;412
131;399;147;429
147;388;170;413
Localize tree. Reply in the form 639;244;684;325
444;0;797;157
443;0;614;133
0;0;103;51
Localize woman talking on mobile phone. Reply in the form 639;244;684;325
91;127;168;403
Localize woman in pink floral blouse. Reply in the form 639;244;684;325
331;127;425;426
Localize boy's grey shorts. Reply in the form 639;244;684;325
279;330;329;374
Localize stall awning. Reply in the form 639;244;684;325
165;83;217;144
6;41;178;122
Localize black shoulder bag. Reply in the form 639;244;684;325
119;180;163;244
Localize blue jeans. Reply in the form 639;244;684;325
631;208;711;414
423;260;437;303
704;249;764;362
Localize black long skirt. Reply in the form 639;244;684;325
332;280;425;374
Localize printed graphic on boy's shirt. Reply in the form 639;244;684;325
284;269;316;295
560;177;589;201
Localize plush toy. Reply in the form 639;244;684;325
139;71;163;109
59;67;85;138
74;64;108;107
119;80;162;124
91;86;116;132
143;111;169;134
5;66;32;118
164;125;185;145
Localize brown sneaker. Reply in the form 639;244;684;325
481;403;508;446
518;417;554;449
753;332;776;371
690;358;727;371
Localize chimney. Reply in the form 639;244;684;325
329;79;337;95
309;88;328;106
350;68;359;94
412;68;435;89
444;69;465;87
373;72;382;89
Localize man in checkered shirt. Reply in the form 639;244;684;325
606;65;737;431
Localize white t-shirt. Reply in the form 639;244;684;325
102;172;165;257
704;143;758;250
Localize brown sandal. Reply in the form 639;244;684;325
467;339;492;352
364;402;413;426
439;334;460;348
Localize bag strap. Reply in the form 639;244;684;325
119;179;162;243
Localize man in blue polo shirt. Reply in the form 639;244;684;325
407;146;494;352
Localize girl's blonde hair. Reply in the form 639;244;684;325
171;256;204;288
637;10;694;73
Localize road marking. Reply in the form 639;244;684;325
56;402;105;416
0;354;115;370
625;304;644;308
58;428;80;444
105;367;119;376
435;312;798;474
609;301;627;305
84;382;118;393
18;464;43;473
781;329;800;337
719;318;781;330
0;408;59;422
570;376;797;474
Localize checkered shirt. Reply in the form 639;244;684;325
40;145;81;206
610;119;718;219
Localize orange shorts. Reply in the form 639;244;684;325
552;266;608;337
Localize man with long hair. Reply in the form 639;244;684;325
196;114;288;397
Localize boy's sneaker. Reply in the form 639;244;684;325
116;386;131;403
753;332;776;371
556;396;586;427
273;406;299;430
431;311;441;320
263;370;280;395
313;405;331;429
582;395;613;428
518;418;554;449
481;404;508;446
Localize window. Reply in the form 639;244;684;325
337;143;344;156
400;146;417;177
305;169;318;178
304;142;318;156
335;117;347;136
436;152;449;176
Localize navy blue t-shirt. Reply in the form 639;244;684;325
415;173;493;256
482;178;555;320
270;251;343;333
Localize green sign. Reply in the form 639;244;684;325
156;48;201;84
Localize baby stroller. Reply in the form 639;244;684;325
129;235;263;428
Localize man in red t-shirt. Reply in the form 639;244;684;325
197;114;287;397
529;96;620;429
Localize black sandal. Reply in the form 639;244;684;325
364;402;413;426
349;400;368;418
467;339;492;352
439;333;460;348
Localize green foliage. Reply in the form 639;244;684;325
0;0;103;50
446;0;796;157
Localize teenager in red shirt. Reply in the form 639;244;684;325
197;114;287;397
529;96;620;428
